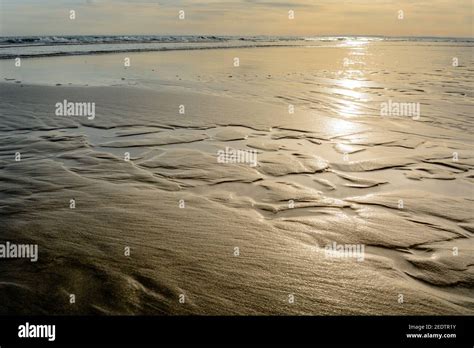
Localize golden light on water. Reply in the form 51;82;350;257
333;76;366;117
344;38;370;47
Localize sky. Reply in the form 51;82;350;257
0;0;472;37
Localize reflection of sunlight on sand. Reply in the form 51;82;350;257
335;40;368;117
338;99;362;116
339;78;361;90
335;78;365;116
325;117;362;135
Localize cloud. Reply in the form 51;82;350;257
0;0;472;37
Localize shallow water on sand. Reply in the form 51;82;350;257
0;40;473;314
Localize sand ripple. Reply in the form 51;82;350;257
0;80;472;315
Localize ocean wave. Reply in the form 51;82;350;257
0;35;232;46
2;35;472;46
303;36;474;43
0;42;303;59
0;35;472;59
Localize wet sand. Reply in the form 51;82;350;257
0;41;473;315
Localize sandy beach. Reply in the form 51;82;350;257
0;38;473;315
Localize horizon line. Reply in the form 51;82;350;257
1;34;473;39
